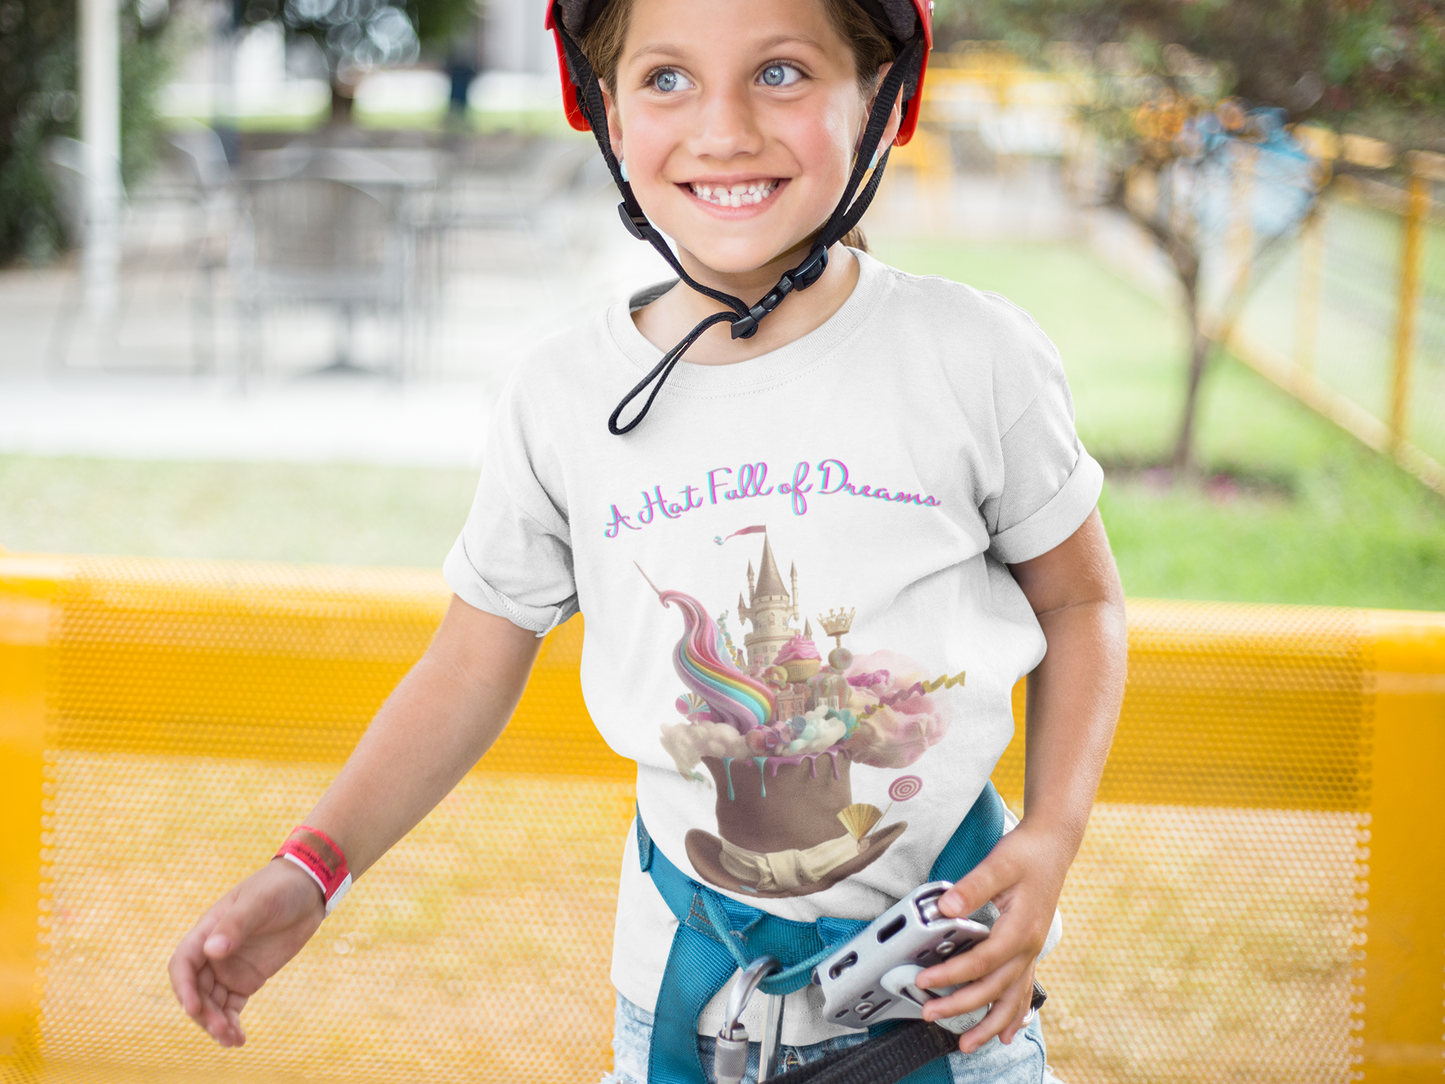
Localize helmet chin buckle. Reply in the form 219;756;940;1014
618;203;649;241
730;244;829;340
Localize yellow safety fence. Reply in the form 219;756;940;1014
1227;147;1445;500
1;554;1442;1084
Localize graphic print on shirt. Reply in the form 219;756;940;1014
642;528;964;899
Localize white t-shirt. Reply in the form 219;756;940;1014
444;250;1102;1043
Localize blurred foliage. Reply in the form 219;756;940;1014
239;0;474;93
935;0;1445;139
0;0;177;265
928;0;1445;471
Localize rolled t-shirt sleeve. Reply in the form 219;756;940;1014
980;303;1104;566
444;380;578;635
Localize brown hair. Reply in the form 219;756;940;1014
577;0;895;251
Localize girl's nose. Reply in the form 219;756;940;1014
688;82;764;161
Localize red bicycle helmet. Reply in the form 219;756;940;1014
543;0;932;434
545;0;933;145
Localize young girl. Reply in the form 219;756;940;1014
169;1;1127;1081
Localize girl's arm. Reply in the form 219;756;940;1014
917;507;1128;1051
168;597;543;1047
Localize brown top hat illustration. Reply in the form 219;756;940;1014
684;753;906;899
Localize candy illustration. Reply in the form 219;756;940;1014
647;538;962;900
888;775;923;802
675;692;710;721
836;802;888;840
641;566;775;733
774;633;821;683
818;608;856;673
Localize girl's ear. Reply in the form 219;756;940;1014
601;79;625;162
857;61;905;153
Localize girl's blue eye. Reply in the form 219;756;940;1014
651;69;693;93
759;63;801;87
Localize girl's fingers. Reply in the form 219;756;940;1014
197;981;235;1041
994;967;1037;1045
168;909;223;1016
223;1005;247;1046
918;899;1043;990
173;872;309;1046
167;946;200;1013
917;931;1014;989
921;953;1024;1026
937;855;1009;920
955;968;1036;1054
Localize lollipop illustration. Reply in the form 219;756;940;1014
888;775;923;802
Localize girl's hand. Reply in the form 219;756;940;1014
913;819;1070;1052
165;597;542;1048
167;859;326;1046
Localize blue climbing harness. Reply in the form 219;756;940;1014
637;782;1007;1084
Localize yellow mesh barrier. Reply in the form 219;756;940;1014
1;556;1442;1084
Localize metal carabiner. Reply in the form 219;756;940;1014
714;955;784;1084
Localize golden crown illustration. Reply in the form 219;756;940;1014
817;607;856;648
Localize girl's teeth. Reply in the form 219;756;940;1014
690;180;776;207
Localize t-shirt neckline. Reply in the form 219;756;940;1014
605;248;890;397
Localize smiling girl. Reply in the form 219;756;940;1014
169;1;1127;1082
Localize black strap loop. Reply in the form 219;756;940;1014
608;310;736;435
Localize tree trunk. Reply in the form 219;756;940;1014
328;79;354;127
1171;312;1212;475
1108;169;1213;478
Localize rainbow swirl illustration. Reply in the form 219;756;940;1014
659;588;775;733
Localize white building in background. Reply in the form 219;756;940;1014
482;0;556;74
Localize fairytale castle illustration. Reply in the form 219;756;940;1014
736;535;802;669
652;533;943;899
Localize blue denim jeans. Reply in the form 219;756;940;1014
601;992;1057;1084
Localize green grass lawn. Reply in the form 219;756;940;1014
0;457;476;568
4;237;1444;610
875;238;1445;611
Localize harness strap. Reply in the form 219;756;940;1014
639;781;1006;1084
767;1020;961;1084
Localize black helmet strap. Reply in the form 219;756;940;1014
551;8;924;434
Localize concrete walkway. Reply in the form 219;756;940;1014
1;153;1144;469
0;175;673;467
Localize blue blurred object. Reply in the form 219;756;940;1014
1189;106;1317;243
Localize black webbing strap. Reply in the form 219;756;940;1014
549;1;925;434
782;982;1049;1084
776;1020;960;1084
552;15;746;317
606;309;736;437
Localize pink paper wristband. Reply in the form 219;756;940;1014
275;826;353;916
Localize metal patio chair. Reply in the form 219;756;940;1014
233;164;415;384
